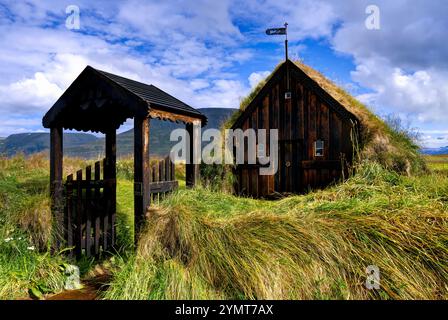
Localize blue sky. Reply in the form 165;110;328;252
0;0;447;148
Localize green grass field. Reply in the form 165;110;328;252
105;159;448;300
424;154;448;175
1;154;447;299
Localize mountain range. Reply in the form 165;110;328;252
0;108;237;158
420;146;448;155
2;107;447;157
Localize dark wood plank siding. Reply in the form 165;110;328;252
234;62;356;197
259;95;269;196
251;108;258;197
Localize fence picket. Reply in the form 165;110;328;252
165;156;170;182
94;161;101;256
66;174;73;257
75;170;83;257
152;164;158;203
102;159;109;253
171;157;175;181
85;165;92;257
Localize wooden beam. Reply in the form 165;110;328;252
50;127;63;248
186;122;200;187
134;116;151;243
149;181;179;193
149;108;203;125
105;130;117;248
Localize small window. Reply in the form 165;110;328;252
315;140;324;157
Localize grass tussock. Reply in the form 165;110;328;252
0;154;67;299
105;161;448;300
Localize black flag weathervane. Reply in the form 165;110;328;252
266;22;291;93
266;22;288;61
265;26;287;35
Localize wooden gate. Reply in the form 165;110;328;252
64;156;178;258
64;160;115;258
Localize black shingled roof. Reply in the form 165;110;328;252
95;67;205;120
43;65;206;132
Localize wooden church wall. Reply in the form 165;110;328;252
234;64;356;198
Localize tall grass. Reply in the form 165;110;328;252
0;154;67;299
0;153;136;299
2;152;447;300
0;153;183;299
105;161;448;300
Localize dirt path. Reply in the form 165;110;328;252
46;274;110;300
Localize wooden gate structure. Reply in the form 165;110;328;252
43;66;206;255
64;156;177;257
65;160;114;257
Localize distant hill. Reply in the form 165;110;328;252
0;108;237;158
114;107;237;157
0;132;99;157
421;146;448;155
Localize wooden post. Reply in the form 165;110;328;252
186;121;200;188
134;116;151;243
105;130;117;249
50;127;63;248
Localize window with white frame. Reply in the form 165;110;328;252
315;140;324;157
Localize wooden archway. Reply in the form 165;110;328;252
43;66;206;250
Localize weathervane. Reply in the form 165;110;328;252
266;22;291;95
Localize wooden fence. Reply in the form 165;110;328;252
149;155;178;203
64;156;178;258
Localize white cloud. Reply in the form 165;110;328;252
352;59;448;124
0;0;251;131
248;71;270;88
234;0;338;40
190;79;210;90
195;79;249;109
330;0;448;130
0;72;62;114
0;0;447;149
117;0;241;41
420;133;448;149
